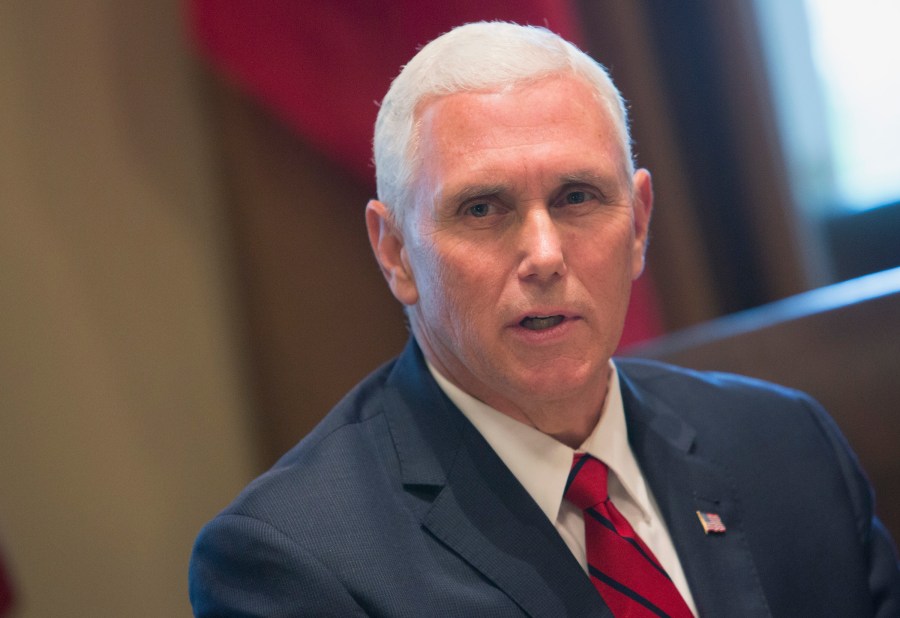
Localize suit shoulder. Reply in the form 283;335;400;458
212;356;402;527
614;356;812;405
614;357;852;477
612;356;837;446
294;355;399;447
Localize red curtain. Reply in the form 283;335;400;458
188;0;662;346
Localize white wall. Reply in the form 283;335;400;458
0;2;256;615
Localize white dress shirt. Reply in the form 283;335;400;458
427;360;697;615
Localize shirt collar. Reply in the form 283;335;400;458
426;360;653;524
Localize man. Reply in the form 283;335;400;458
190;22;900;616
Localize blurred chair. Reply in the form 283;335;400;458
625;266;900;543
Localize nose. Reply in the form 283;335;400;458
517;208;567;281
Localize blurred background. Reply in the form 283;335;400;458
1;0;898;615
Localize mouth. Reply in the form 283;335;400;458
519;315;566;331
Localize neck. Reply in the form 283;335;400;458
415;330;612;449
503;386;608;449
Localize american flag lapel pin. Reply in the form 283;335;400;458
696;511;727;534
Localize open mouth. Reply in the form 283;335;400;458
520;315;565;331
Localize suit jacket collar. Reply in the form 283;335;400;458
382;340;611;617
618;364;772;617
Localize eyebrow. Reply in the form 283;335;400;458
440;169;625;207
442;183;511;207
558;170;617;189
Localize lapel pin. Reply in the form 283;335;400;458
696;511;727;535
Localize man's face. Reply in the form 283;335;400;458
368;75;652;430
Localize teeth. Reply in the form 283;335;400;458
521;315;564;331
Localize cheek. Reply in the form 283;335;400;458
420;249;495;333
576;230;636;295
410;246;465;317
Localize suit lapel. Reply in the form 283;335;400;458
383;341;611;618
619;367;772;617
422;423;611;618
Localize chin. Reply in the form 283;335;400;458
512;361;602;399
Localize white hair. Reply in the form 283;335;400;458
372;21;634;229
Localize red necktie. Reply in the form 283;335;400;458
565;454;693;617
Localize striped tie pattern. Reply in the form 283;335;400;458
565;454;693;617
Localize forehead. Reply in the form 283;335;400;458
413;76;629;197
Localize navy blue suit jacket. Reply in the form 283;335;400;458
190;339;900;616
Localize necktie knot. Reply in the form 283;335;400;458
565;453;609;511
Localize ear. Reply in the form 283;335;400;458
630;168;654;280
365;200;419;306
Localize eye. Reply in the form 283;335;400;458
564;190;590;205
466;202;492;218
